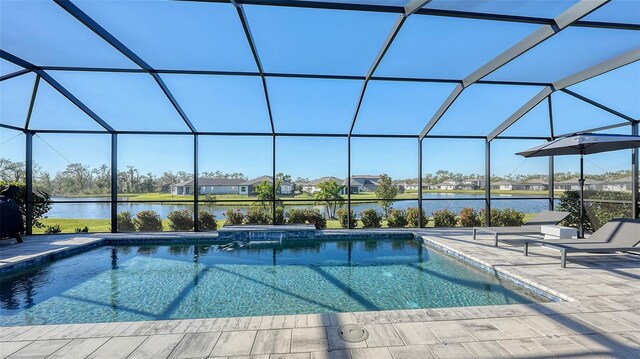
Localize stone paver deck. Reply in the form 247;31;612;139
1;229;639;358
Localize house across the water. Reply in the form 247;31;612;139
301;175;381;195
490;180;525;191
172;176;294;196
461;178;485;190
522;178;549;191
600;177;633;192
554;178;601;191
239;176;294;196
433;180;460;190
171;178;243;195
301;176;344;194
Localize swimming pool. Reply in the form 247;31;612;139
0;238;545;326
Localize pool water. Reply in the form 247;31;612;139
0;238;545;326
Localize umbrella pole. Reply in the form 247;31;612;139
579;153;585;238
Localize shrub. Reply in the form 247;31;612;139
271;206;285;224
361;209;382;228
406;207;427;227
198;211;217;231
285;208;326;228
432;209;457;227
499;208;525;226
286;208;307;224
478;208;525;226
479;208;501;226
134;210;163;232
387;209;408;228
74;226;89;233
44;224;61;234
337;208;357;228
556;190;634;232
0;180;52;229
304;209;327;229
167;209;194;231
459;207;481;227
117;211;136;232
375;174;397;217
244;207;270;225
224;209;244;226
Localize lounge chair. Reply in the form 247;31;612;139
523;218;640;268
473;210;570;246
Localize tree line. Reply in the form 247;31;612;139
0;158;633;196
0;159;246;196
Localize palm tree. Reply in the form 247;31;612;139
314;180;345;219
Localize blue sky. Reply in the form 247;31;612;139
0;0;638;180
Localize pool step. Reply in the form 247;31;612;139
217;224;318;241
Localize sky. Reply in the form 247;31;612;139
1;0;638;180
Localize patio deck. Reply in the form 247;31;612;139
1;230;639;358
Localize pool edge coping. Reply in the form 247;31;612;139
415;234;575;303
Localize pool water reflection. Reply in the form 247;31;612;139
0;238;546;326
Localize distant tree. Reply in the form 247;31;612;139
314;180;344;219
92;164;110;194
125;165;139;193
56;163;92;194
35;171;54;193
140;172;156;193
117;171;129;193
0;159;25;182
176;171;192;182
159;171;179;191
375;174;397;217
276;172;292;183
200;171;247;180
293;177;310;195
255;179;282;210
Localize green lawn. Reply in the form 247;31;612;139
422;189;549;196
34;218;114;234
33;213;536;234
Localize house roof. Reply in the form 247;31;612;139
556;178;601;185
352;175;381;179
525;180;548;186
602;176;633;184
307;176;344;186
239;176;293;186
435;179;459;186
435;181;459;187
462;178;484;183
173;178;244;187
492;180;517;185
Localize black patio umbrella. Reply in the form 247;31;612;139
517;133;640;238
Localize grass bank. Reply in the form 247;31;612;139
423;189;549;196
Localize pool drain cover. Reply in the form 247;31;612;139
337;324;368;343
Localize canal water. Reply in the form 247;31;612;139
46;193;556;220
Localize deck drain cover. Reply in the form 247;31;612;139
337;324;368;343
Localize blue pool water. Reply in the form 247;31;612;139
0;239;545;326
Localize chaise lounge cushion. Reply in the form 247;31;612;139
473;210;570;245
524;218;640;267
533;218;640;249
